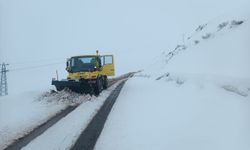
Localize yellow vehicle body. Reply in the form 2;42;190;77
67;55;115;80
52;53;115;95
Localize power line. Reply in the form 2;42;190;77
8;57;66;65
10;61;65;72
0;61;64;95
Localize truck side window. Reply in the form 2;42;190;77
104;56;113;65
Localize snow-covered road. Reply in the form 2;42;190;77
21;80;125;150
0;73;132;150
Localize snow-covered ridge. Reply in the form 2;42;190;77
163;18;246;65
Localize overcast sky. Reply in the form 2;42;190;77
0;0;249;94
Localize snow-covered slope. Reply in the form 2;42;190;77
145;9;250;79
141;8;250;97
95;9;250;150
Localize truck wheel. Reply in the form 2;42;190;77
103;76;108;89
94;77;103;96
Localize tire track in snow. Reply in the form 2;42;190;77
70;80;127;150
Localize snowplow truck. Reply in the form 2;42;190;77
52;51;115;95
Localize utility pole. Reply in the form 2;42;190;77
0;63;9;96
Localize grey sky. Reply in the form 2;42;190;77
0;0;249;94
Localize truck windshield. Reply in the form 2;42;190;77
70;56;97;72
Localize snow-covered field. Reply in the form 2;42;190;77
95;8;250;150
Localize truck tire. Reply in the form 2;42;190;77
103;76;108;89
94;77;103;96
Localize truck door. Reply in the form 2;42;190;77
101;55;115;76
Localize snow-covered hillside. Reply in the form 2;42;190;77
148;10;249;76
95;9;250;150
142;8;250;97
166;18;249;79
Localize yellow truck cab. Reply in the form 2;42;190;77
52;51;115;95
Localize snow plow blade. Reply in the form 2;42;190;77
51;80;94;93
